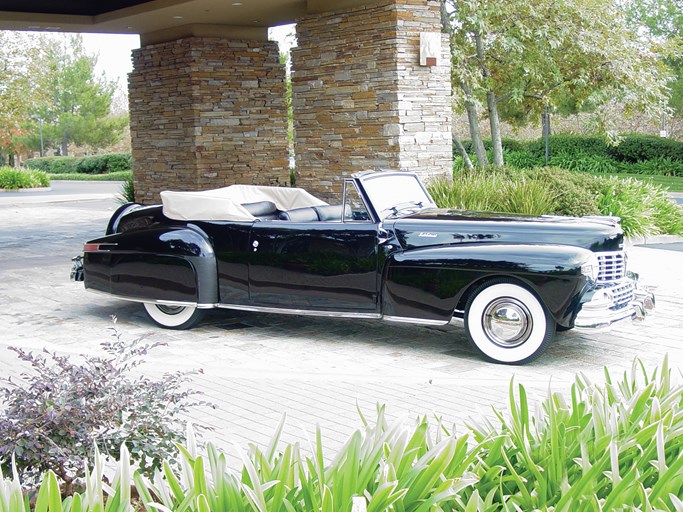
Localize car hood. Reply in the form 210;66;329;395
385;208;624;252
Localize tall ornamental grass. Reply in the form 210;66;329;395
428;167;683;238
1;358;681;511
428;172;555;216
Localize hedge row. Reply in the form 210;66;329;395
459;134;683;164
24;153;132;174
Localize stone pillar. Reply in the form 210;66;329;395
129;37;289;203
292;0;451;201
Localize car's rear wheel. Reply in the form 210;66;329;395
464;279;555;364
143;303;203;329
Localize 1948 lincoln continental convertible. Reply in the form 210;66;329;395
72;170;655;364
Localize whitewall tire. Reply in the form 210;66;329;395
143;303;204;329
464;280;555;364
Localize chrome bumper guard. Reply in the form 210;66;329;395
574;274;655;331
70;255;84;282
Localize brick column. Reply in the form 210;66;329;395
129;37;289;203
292;0;452;201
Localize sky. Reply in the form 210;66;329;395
80;33;141;89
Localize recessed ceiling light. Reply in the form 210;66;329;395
172;15;184;19
232;2;243;5
27;25;40;29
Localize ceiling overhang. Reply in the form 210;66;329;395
0;0;379;42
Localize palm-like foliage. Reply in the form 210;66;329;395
2;358;681;511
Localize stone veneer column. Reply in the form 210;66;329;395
129;37;288;203
291;0;451;200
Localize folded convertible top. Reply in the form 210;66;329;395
160;184;327;221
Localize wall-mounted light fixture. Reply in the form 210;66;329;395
419;32;440;67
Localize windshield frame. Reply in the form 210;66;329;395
355;171;436;221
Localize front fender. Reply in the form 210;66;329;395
84;226;218;306
382;243;593;324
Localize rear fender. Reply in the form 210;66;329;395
105;202;144;235
84;226;218;306
382;243;593;324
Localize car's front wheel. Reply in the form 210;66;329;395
143;303;204;329
464;279;555;364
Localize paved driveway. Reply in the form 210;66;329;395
1;193;681;467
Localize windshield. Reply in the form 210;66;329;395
360;173;435;219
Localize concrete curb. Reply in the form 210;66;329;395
0;187;52;193
627;234;683;246
0;194;118;206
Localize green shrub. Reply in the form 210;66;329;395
3;358;681;511
597;176;675;237
0;320;212;490
430;171;503;211
468;357;683;510
431;166;682;237
526;134;610;159
459;137;528;154
525;167;602;216
24;156;79;174
548;153;618;174
651;188;683;234
619;157;683;177
24;153;133;175
430;168;556;216
75;155;108;174
0;166;49;190
609;133;683;163
504;150;542;169
103;152;133;172
116;173;135;204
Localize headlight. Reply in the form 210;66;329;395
581;254;600;282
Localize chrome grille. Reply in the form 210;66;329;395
596;251;626;284
606;280;635;310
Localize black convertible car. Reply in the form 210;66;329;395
73;170;654;364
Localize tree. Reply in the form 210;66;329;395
626;0;683;129
0;32;46;163
444;0;674;166
36;35;126;156
0;31;126;160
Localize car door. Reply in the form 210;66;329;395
248;220;379;312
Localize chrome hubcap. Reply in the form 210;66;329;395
483;298;533;348
156;305;185;316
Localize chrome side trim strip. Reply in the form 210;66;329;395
383;316;448;326
216;303;382;319
85;289;461;326
84;289;215;309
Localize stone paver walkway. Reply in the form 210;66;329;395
1;194;681;467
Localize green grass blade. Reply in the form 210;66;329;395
267;413;287;463
47;471;62;512
649;452;683;504
321;485;333;512
196;494;211;512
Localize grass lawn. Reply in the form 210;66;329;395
605;173;683;192
49;170;132;181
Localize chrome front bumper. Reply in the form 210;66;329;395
574;275;655;331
